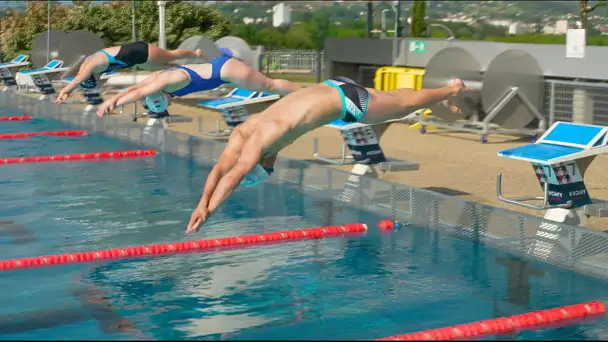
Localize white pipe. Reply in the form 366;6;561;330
381;9;390;39
158;0;167;49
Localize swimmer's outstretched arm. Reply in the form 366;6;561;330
364;79;472;123
96;73;163;116
186;131;262;234
55;56;98;104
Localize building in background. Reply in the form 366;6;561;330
508;22;527;35
272;2;291;28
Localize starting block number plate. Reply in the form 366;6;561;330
532;162;591;208
0;68;17;87
342;126;387;164
220;107;250;128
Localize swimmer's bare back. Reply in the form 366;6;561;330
236;83;344;156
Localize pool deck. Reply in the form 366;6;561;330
22;87;608;231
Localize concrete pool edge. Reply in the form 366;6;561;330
2;91;608;282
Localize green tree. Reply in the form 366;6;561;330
410;0;427;38
309;14;330;51
0;0;231;60
580;0;606;39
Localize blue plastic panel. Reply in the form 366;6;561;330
498;143;583;163
542;122;604;146
198;97;243;108
231;88;256;98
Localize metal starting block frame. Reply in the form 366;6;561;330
17;60;69;100
415;86;547;144
0;55;30;92
497;121;608;243
313;119;419;178
197;88;280;137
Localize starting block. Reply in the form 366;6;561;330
497;121;608;260
197;88;279;137
0;55;30;91
61;72;117;112
313;118;419;177
16;59;69;100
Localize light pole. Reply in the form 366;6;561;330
131;0;138;121
47;0;51;63
158;1;167;49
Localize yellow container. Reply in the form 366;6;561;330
373;66;435;130
374;66;426;91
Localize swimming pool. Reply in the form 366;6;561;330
2;96;608;340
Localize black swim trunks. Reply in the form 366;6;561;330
323;76;370;123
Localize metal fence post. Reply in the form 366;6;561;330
549;81;556;126
315;50;323;83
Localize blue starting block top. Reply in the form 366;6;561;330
198;88;279;110
19;60;64;74
498;122;608;165
63;71;117;82
0;55;28;68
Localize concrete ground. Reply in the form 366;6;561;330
24;83;608;231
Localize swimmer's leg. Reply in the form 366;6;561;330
145;45;200;66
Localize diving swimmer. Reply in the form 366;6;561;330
185;77;473;234
55;41;204;104
95;48;302;117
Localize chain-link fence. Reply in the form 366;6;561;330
260;49;324;74
544;79;608;127
3;91;608;282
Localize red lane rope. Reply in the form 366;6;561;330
0;130;88;140
0;149;156;164
0;116;32;121
0;223;367;271
377;301;606;341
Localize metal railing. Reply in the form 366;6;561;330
3;91;608;282
544;79;608;126
260;49;324;74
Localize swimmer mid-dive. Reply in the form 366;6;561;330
95;48;302;118
185;77;473;234
55;41;204;104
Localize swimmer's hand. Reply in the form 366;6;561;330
96;99;118;117
195;49;203;58
449;78;473;96
54;90;70;104
186;204;209;234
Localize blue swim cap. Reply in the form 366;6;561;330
219;48;233;57
239;164;271;188
143;92;169;113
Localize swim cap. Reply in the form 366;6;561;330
80;75;98;89
219;48;234;58
143;92;170;113
239;164;271;188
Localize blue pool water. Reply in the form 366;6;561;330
1;112;608;340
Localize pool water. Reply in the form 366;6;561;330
1;112;608;340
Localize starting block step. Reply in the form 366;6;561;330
497;121;608;220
